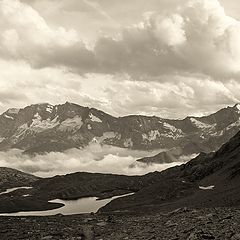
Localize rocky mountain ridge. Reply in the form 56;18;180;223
0;102;239;160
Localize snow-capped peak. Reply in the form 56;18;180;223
234;103;240;113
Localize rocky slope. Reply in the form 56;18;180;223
0;207;240;240
101;130;240;213
0;102;239;160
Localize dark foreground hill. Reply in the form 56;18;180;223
0;167;39;192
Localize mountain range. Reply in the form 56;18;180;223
0;102;240;163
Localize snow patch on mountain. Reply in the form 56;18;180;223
199;185;215;190
226;119;240;131
58;116;83;132
0;137;5;143
46;105;54;113
190;118;216;130
210;130;224;137
159;132;183;140
102;132;116;139
9;114;60;143
4;114;14;120
142;130;160;141
89;113;102;123
163;122;182;133
93;132;117;143
29;113;59;132
142;125;184;141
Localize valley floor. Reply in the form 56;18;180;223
0;207;240;240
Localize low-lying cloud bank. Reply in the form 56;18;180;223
0;144;188;177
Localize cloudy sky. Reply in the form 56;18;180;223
0;0;240;119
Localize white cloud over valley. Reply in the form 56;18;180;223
0;144;184;177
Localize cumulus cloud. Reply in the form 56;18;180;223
0;144;183;177
0;59;107;114
103;76;240;118
93;0;240;79
0;0;96;71
150;13;186;46
1;0;240;79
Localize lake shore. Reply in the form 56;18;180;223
0;193;134;216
